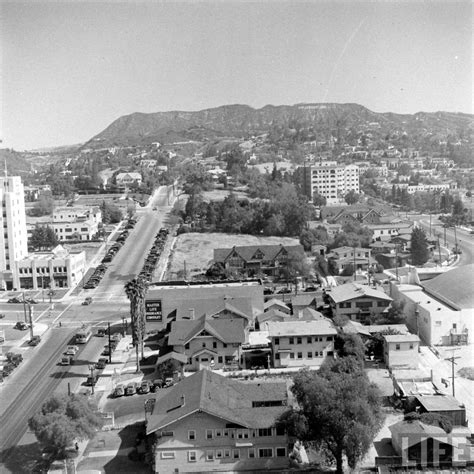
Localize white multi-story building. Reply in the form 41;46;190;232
304;161;359;204
0;176;28;289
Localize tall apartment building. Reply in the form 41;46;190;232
304;161;359;204
0;176;28;289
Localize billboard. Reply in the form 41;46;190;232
145;299;162;321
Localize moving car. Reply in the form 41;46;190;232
82;297;93;305
59;356;73;365
65;345;79;356
86;374;98;386
97;327;107;337
95;358;108;370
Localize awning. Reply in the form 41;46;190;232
235;442;253;448
277;348;292;353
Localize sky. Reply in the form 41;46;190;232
1;1;472;150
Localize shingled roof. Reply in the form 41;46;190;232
146;370;288;434
214;244;304;264
328;283;392;304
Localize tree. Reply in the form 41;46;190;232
101;201;123;224
29;194;54;217
124;277;148;371
28;394;102;460
344;190;360;205
411;227;430;265
29;224;59;250
278;361;383;473
313;193;327;207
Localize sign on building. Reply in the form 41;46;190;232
145;299;162;321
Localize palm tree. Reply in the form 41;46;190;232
124;277;148;372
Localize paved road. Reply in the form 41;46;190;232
0;185;176;470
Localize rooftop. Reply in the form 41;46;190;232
416;395;465;412
328;282;392;304
384;334;420;343
265;319;337;337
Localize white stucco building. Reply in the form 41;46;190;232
303;161;359;204
0;176;28;289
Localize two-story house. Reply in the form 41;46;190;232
383;333;420;369
213;244;305;277
328;283;393;321
326;246;373;273
146;370;290;473
264;319;337;368
168;315;246;371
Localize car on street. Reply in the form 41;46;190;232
304;286;318;292
25;298;38;304
277;287;292;294
164;377;175;388
65;346;79;356
86;374;99;386
59;356;73;365
113;385;125;397
82;297;93;305
97;327;107;337
14;321;29;330
95;358;108;370
29;335;41;346
125;382;137;396
139;380;151;394
151;379;163;392
8;297;22;304
0;313;5;319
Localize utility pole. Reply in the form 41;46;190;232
445;351;461;397
437;235;442;264
22;291;27;322
108;322;112;363
353;246;357;281
89;365;95;395
453;225;458;254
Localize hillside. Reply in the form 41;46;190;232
85;103;474;148
0;149;33;176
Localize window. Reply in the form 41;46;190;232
377;301;389;307
248;448;256;458
326;336;333;341
275;353;280;360
276;447;287;457
213;341;217;349
297;337;302;344
297;352;303;359
289;337;294;344
223;429;229;437
307;352;313;358
161;452;175;459
289;353;295;359
223;343;227;348
188;430;196;440
206;450;214;461
188;451;197;462
258;428;272;437
307;337;312;344
218;356;223;363
161;431;174;437
216;450;223;459
356;301;373;309
233;449;240;459
409;344;414;349
215;429;222;438
202;342;206;348
259;448;273;458
185;343;189;349
206;429;213;439
224;449;231;458
395;344;401;350
274;337;280;345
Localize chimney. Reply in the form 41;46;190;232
181;394;185;407
189;308;195;320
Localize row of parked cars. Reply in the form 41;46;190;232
138;227;169;282
112;377;174;397
8;296;38;304
2;351;24;378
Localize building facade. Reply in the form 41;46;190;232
304;161;359;204
0;176;28;289
383;334;420;369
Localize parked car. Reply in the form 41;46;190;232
304;286;318;292
113;385;125;397
151;379;163;392
277;287;292;294
29;335;41;346
97;327;107;337
111;333;122;342
25;298;38;304
125;382;137;396
102;346;111;356
0;313;5;319
139;380;151;394
163;377;175;388
14;321;29;330
95;358;107;370
8;297;22;304
82;297;93;306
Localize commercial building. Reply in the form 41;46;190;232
12;244;86;290
0;176;28;289
146;370;290;473
303;161;359;204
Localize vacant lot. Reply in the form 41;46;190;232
201;188;250;202
166;232;299;279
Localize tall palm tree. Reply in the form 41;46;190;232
124;277;148;372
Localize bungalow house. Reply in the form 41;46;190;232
168;315;246;371
388;419;472;468
265;319;337;368
213;244;305;278
327;282;393;321
415;395;467;427
146;370;290;473
383;333;420;369
263;299;291;315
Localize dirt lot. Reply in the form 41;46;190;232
166;232;300;279
201;188;250;202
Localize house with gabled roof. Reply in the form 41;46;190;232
146;370;290;473
168;314;246;371
213;244;305;277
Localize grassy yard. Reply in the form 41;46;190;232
201;188;250;202
166;232;299;279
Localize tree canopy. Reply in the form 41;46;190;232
411;227;430;265
29;224;59;250
28;394;102;459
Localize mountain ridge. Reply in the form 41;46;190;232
85;103;474;148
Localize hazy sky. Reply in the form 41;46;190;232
1;1;472;150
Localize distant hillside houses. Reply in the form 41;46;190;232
115;172;142;187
